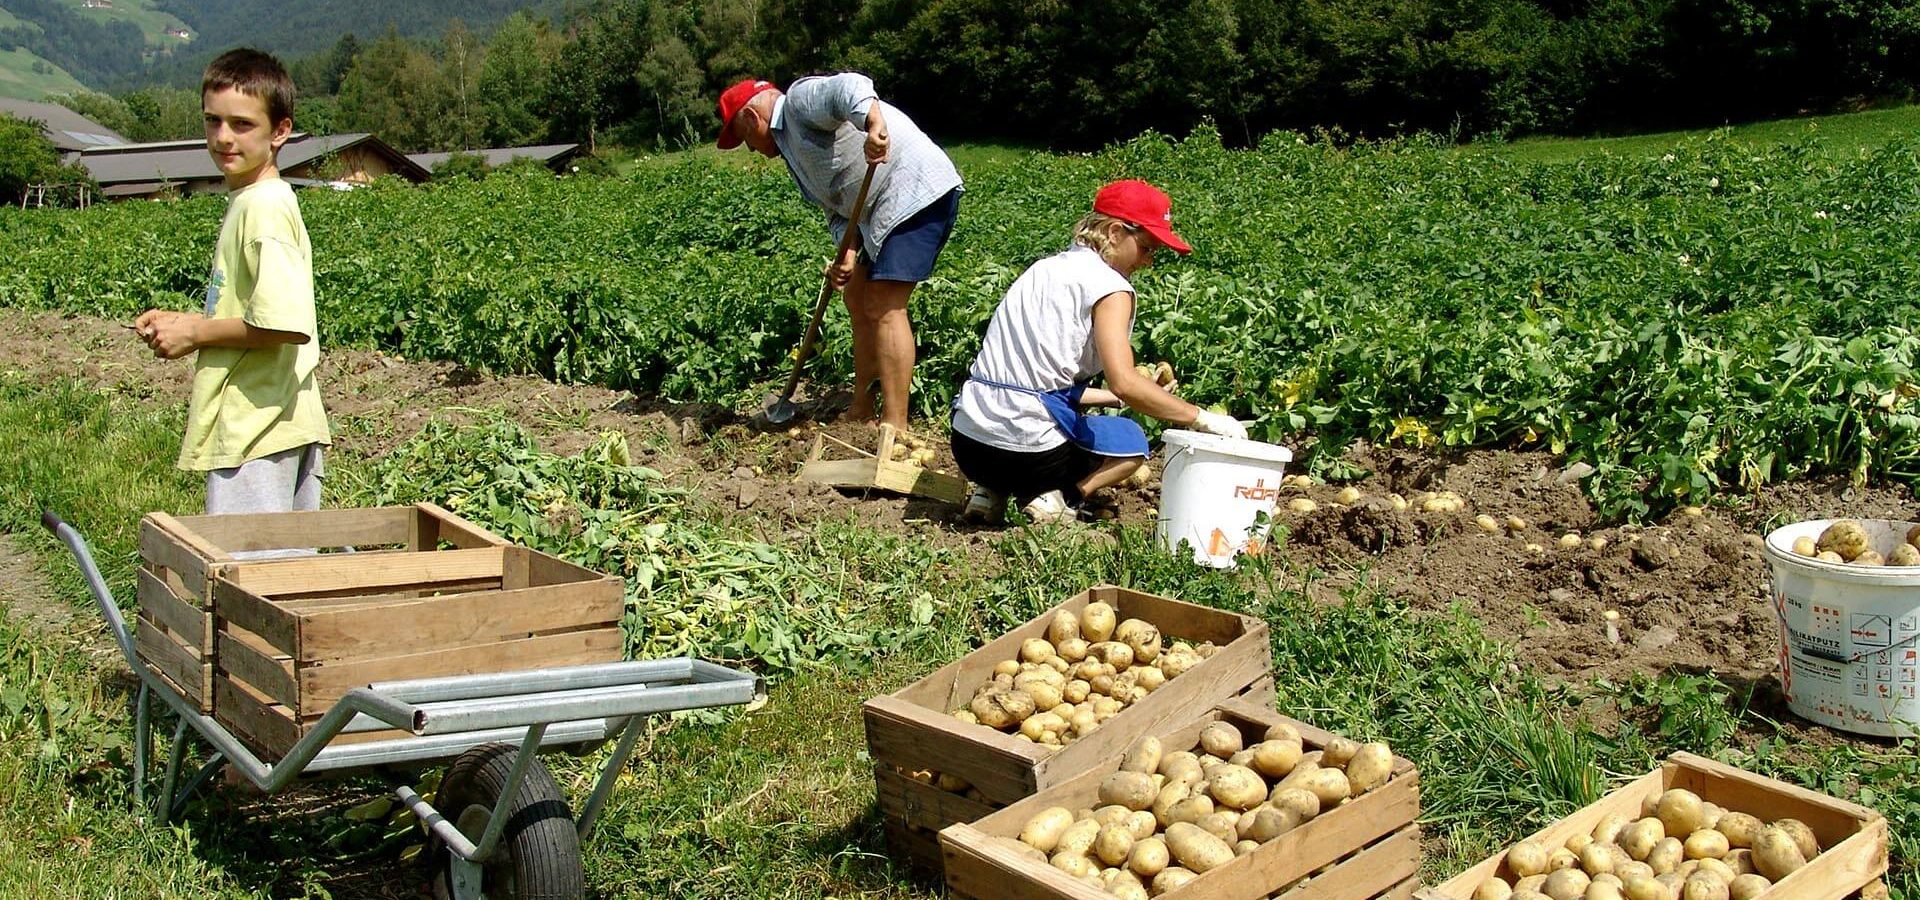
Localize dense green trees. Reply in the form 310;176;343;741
44;0;1920;153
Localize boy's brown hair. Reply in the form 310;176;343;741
202;48;296;126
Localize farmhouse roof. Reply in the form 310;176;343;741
77;132;430;185
407;143;583;173
0;97;129;152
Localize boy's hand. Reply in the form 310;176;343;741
863;106;890;164
825;247;859;290
133;309;204;359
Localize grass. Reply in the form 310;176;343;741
0;47;88;102
1487;103;1920;162
0;374;1915;897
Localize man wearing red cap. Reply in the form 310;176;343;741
717;73;963;433
949;180;1246;524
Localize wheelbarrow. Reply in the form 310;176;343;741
42;511;765;900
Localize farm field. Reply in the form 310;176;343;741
0;114;1916;898
0;46;86;100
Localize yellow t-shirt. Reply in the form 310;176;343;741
178;178;331;471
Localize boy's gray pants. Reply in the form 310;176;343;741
205;443;325;558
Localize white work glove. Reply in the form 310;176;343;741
1191;410;1247;440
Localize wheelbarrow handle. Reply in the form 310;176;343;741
41;509;63;534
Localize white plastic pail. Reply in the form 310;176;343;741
1155;430;1293;568
1762;519;1920;737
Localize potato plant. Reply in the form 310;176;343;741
1006;728;1396;898
1473;787;1825;900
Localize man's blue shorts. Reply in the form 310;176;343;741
862;188;961;284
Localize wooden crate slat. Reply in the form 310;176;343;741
874;765;1002;834
213;576;298;652
140;513;219;588
295;627;624;711
291;580;621;664
1266;825;1420;900
217;546;507;596
941;822;1108;900
1431;752;1887;900
136;568;208;650
217;627;296;707
166;507;417;552
135;618;208;707
866;694;1051;803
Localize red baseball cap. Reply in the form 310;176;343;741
1093;180;1191;254
716;78;778;149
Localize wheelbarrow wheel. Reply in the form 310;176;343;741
433;742;584;900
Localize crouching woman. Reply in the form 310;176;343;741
950;180;1245;524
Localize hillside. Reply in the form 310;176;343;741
0;0;184;89
0;45;85;99
153;0;562;57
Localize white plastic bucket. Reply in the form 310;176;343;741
1155;430;1293;568
1762;518;1920;737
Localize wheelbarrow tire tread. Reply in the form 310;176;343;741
438;742;584;900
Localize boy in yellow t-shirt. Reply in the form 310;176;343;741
135;48;331;516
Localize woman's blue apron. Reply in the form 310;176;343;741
966;376;1150;458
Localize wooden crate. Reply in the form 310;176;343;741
209;544;623;759
939;697;1422;900
136;503;506;711
865;584;1273;870
1428;752;1888;900
878;677;1277;875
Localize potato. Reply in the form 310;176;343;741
1198;722;1244;758
1226;748;1258;769
1346;742;1394;793
1020;807;1076;852
1081;602;1118;642
971;688;1036;730
1115;619;1163;663
1855;550;1886;566
1547;847;1579;872
1750;827;1806;881
1015;673;1065;710
1621;875;1667;900
1063;679;1092;705
1544;868;1591;900
1567;833;1594;856
1165;795;1215;826
952;709;979;725
1057;638;1090;663
1165;822;1235;873
1159;751;1204;785
1089;641;1136;670
1588;882;1625;900
1265;722;1302;744
1817;520;1871;560
1300;767;1351;807
1516;875;1550;893
1048;610;1082;645
1135;666;1166;692
1889;543;1920;566
1021;638;1056;664
1726;874;1775;900
1321;737;1360;767
1091;805;1132;827
1647;838;1685;875
1692;858;1734;883
1620;819;1665;860
1197;811;1241;843
1657;790;1706;838
1713;812;1760;849
1122;736;1164;775
1100;771;1159;811
1233;838;1260;857
1250;740;1304;779
1246;806;1303;842
1509;841;1551;878
1051;850;1097;877
1095;824;1136;867
1771;819;1819;859
1208;764;1267;810
1816;550;1845;563
1699;803;1725;832
1151;782;1192;827
1641;791;1663;819
1152;867;1198;895
1684;830;1729;861
1791;536;1817;556
1909;522;1920;547
1126;810;1158;840
1056;818;1102;857
1127;836;1169;877
1270;786;1320;821
1476;877;1515;900
1111;876;1150;900
1580;842;1623;876
1616;861;1655;883
1593;813;1634;846
1680;873;1728;900
1158;648;1202;678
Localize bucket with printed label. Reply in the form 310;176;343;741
1762;518;1920;737
1155;430;1293;568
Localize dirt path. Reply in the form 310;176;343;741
0;533;70;633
